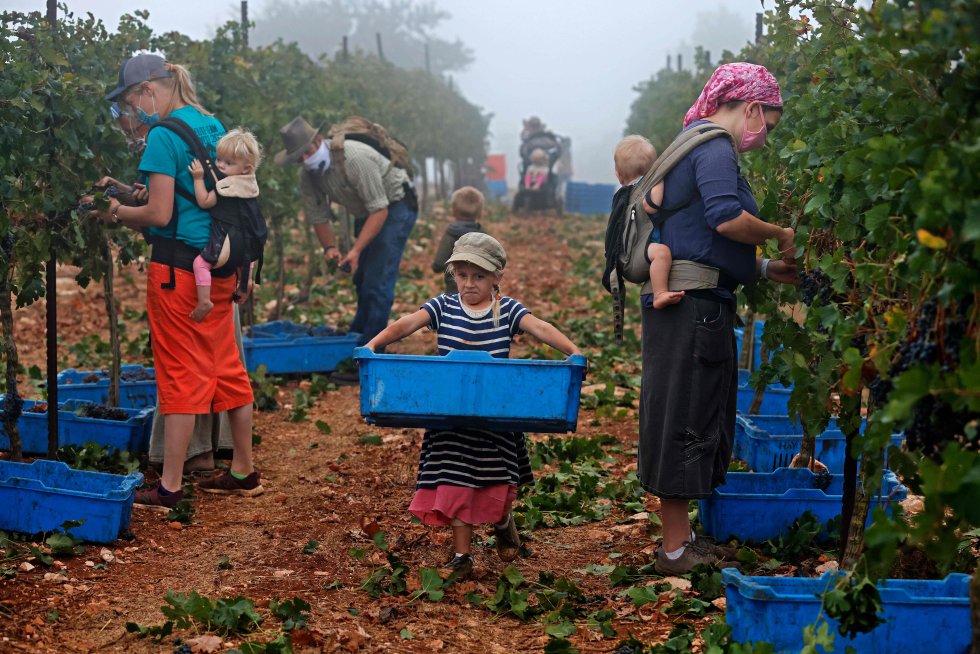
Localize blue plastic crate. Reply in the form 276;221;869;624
738;414;867;438
57;365;157;409
698;468;906;543
355;348;588;432
723;569;971;653
485;179;508;200
737;384;792;415
0;459;142;543
243;321;361;374
564;181;616;215
0;398;154;455
745;430;904;474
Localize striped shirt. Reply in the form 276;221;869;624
422;294;530;358
416;427;533;489
415;293;534;490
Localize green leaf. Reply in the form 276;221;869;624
544;621;577;638
314;420;332;434
416;567;447;601
359;434;382;446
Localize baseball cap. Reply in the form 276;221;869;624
446;233;507;273
105;54;170;102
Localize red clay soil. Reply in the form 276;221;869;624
1;212;701;653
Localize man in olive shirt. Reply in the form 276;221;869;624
276;116;418;364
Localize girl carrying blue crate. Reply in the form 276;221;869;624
365;232;581;579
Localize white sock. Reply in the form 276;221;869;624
690;530;697;542
664;545;686;560
454;552;468;558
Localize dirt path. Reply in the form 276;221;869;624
2;211;695;653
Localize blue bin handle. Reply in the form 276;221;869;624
355;347;587;366
353;346;374;361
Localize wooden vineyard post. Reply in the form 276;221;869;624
102;241;121;408
0;234;23;461
44;0;59;458
739;313;754;370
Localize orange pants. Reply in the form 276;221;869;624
147;263;253;414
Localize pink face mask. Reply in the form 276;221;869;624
739;102;768;152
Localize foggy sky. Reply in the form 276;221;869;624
6;0;763;183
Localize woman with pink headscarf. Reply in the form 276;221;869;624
636;63;799;575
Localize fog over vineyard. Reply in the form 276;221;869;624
4;0;759;183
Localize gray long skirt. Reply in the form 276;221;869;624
638;294;738;499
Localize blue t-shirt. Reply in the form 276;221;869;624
651;120;760;300
139;106;226;249
422;294;530;358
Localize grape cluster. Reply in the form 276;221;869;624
812;471;833;491
850;333;869;356
939;299;971;372
905;395;977;458
891;298;973;377
120;368;155;382
868;376;892;408
799;270;833;307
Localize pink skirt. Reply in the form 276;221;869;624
409;484;517;526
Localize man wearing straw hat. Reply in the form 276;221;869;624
276;116;418;380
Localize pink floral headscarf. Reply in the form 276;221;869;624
683;63;782;127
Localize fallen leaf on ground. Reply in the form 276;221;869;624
187;634;222;653
662;576;692;590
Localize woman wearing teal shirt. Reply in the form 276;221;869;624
93;54;262;508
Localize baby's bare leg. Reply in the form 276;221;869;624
190;255;215;322
647;243;684;309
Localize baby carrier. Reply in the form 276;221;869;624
603;123;737;340
149;117;268;292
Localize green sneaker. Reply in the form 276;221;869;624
197;471;264;497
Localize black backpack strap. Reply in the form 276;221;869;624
148;116;225;289
251;253;264;286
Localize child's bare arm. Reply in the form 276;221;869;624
518;314;581;357
365;309;431;352
188;159;217;208
641;180;665;215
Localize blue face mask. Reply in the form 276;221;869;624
135;93;160;127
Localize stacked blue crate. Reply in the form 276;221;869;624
564;181;616;215
724;570;970;653
485;179;507;200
